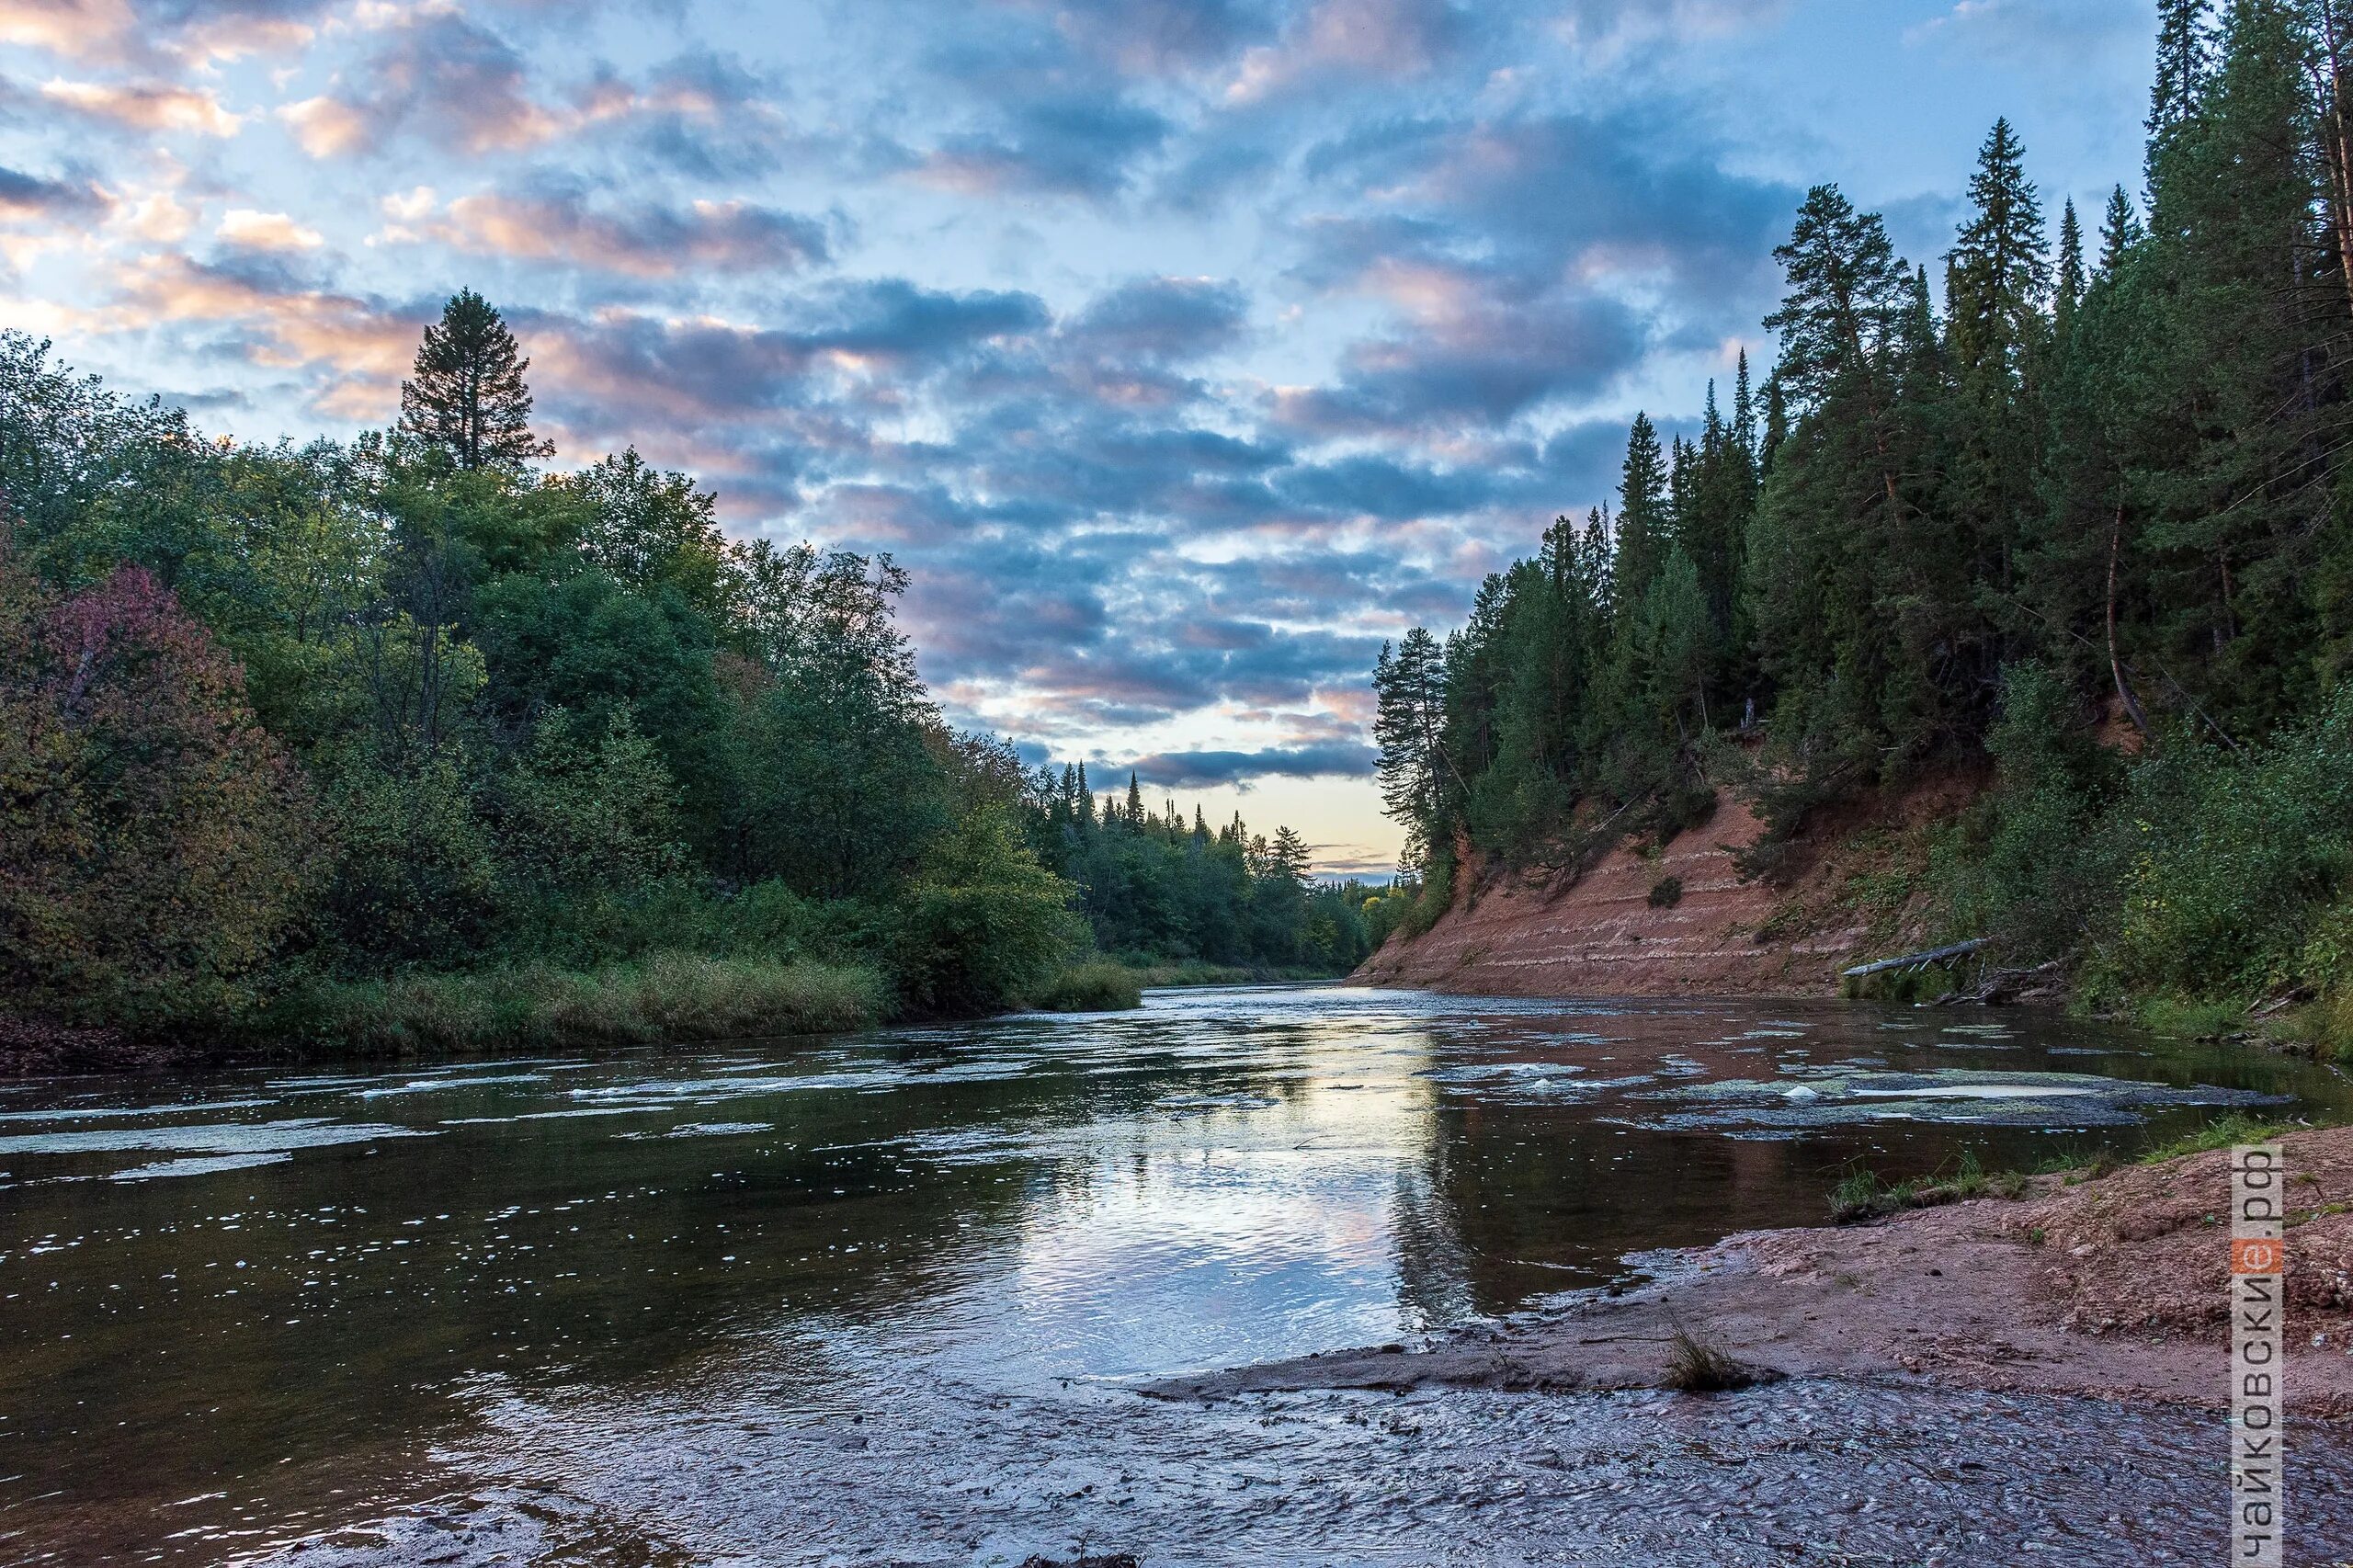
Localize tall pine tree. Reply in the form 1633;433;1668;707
400;290;553;472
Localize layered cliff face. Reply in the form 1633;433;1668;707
1354;781;1970;998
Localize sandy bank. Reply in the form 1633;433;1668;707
1154;1125;2353;1415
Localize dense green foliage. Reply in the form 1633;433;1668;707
0;298;1350;1046
1374;1;2353;1026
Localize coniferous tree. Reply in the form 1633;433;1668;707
1612;414;1670;600
2097;186;2143;276
2054;199;2086;337
1372;629;1456;866
2147;0;2216;195
1949;119;2050;381
400;290;553;472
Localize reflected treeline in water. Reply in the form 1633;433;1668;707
2;987;2347;1561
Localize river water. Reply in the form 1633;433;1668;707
3;985;2350;1565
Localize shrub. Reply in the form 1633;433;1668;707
891;806;1084;1017
314;746;502;969
1931;662;2119;963
2099;687;2353;997
1399;856;1453;937
1648;875;1684;908
0;555;317;1025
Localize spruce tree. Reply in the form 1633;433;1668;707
2097;185;2143;276
399;289;552;472
1613;414;1670;599
2146;0;2214;197
1371;631;1455;864
1947;119;2049;383
1731;349;1757;461
2053;199;2086;338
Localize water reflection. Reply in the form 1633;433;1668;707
0;986;2345;1562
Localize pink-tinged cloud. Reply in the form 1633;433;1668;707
105;254;417;415
40;78;242;136
426;189;827;278
217;210;324;252
1226;0;1461;102
0;0;133;60
278;97;372;158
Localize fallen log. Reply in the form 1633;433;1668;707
1840;938;1987;981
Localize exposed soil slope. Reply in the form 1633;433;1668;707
1354;778;1975;999
1155;1126;2353;1415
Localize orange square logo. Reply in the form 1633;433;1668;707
2231;1238;2284;1275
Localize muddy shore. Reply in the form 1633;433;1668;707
1155;1125;2353;1415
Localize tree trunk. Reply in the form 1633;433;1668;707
2106;501;2151;740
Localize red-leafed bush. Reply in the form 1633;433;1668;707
1;549;317;1025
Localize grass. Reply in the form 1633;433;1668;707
2133;1110;2313;1165
2267;988;2353;1063
2131;995;2252;1040
1023;960;1145;1013
1663;1320;1753;1392
1115;959;1346;988
267;952;891;1057
1828;1148;2029;1222
1830;1114;2341;1221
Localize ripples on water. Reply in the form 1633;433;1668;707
0;985;2347;1563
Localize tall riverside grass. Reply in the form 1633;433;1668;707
1120;959;1345;988
1023;960;1144;1013
270;952;890;1057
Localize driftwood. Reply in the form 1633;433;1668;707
1840;938;1987;981
1938;958;2068;1006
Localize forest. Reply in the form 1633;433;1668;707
0;297;1375;1062
1372;0;2353;1044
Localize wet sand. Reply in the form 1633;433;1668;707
1156;1125;2353;1414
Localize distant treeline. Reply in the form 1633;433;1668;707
0;292;1358;1051
1374;0;2353;1039
1019;764;1389;971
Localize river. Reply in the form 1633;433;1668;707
3;984;2349;1564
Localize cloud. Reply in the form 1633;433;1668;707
1273;108;1792;435
1116;744;1380;788
1063;276;1249;361
278;97;372;158
1551;0;1784;63
217;208;323;251
0;0;135;60
276;11;692;160
423;186;830;278
1226;0;1466;103
0;165;107;222
521;279;1051;439
1003;0;1272;77
915;97;1172;199
39;77;242;135
1905;0;2142;71
99;252;417;416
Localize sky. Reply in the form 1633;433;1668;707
0;0;2158;878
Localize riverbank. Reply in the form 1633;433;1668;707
0;953;1355;1077
0;953;897;1076
1154;1122;2353;1415
1352;777;1972;999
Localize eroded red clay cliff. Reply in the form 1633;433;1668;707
1354;778;1972;998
